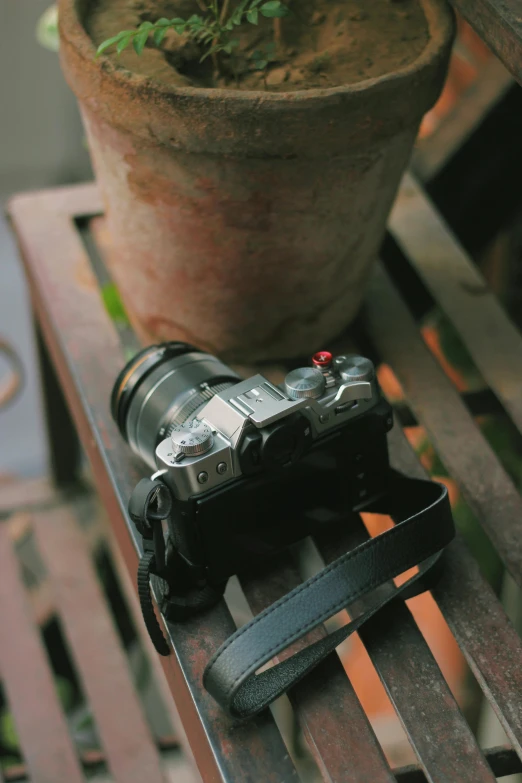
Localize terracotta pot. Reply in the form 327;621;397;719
58;0;454;361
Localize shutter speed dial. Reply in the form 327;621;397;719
284;367;326;400
171;419;214;457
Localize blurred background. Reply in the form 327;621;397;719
0;0;90;479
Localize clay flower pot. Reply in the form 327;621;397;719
58;0;454;361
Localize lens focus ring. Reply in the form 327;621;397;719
111;343;241;469
164;381;233;438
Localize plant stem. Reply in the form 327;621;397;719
212;49;220;76
273;17;282;49
195;0;208;13
209;0;223;80
219;0;231;24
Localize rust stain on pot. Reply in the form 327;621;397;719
126;162;273;232
196;179;273;232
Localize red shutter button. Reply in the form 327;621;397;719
312;351;333;369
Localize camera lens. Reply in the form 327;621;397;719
111;342;240;467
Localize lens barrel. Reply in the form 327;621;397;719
111;342;240;468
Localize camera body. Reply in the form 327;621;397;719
112;343;393;597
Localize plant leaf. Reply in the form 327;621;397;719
260;0;289;17
229;0;248;25
247;8;258;23
96;35;120;56
169;17;187;33
153;26;168;46
133;27;149;54
254;59;267;69
0;710;19;751
116;33;133;54
155;17;171;26
101;283;130;325
200;41;226;62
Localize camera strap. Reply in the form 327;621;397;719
129;471;454;720
130;477;227;652
130;478;173;656
203;471;455;719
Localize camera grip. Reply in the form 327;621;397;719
203;473;454;720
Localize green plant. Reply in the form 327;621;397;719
250;40;276;70
101;282;130;327
250;41;277;87
96;0;289;76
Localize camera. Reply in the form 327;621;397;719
112;342;455;717
112;342;394;612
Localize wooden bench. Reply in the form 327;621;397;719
5;5;522;775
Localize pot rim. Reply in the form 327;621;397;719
60;0;455;106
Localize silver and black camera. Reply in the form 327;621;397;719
112;342;394;617
112;342;454;717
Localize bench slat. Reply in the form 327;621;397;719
315;523;497;783
366;267;522;755
412;59;514;182
388;422;522;757
0;525;85;783
32;504;166;783
390;173;522;438
367;262;522;589
395;744;522;783
447;0;522;87
107;533;202;783
240;559;396;783
0;477;59;519
434;539;522;756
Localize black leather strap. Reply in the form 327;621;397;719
137;549;170;656
129;477;173;539
130;478;173;656
203;472;454;719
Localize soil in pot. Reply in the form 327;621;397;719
85;0;429;92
